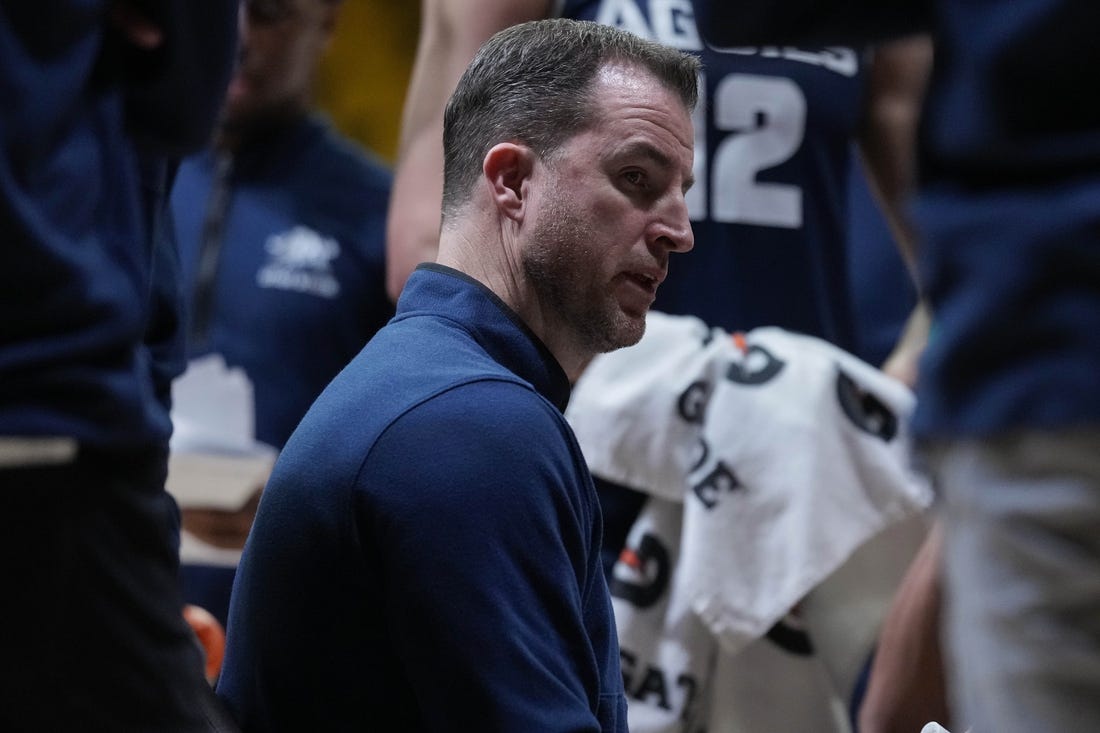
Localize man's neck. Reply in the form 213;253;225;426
438;226;592;383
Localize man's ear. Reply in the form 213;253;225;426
483;143;536;222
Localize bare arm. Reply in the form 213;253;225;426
857;47;946;729
857;34;933;278
385;0;551;301
856;34;933;384
858;522;952;733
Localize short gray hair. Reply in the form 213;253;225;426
441;18;700;221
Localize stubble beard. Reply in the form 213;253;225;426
522;193;646;356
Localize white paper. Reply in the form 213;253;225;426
167;354;276;510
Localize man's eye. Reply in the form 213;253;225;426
623;170;647;188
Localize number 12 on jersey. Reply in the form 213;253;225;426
687;72;807;229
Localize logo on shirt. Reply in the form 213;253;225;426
256;226;341;298
726;336;785;385
590;0;858;77
836;369;898;441
594;0;702;51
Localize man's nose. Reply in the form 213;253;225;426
650;194;694;253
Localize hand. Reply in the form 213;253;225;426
183;604;227;684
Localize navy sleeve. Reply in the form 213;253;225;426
695;0;932;46
360;381;619;731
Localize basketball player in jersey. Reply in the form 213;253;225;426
385;2;931;729
697;3;1100;733
387;0;928;366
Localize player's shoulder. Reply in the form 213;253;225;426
370;374;569;478
364;377;586;517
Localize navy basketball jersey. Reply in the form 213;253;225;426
558;0;872;354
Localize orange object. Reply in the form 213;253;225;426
183;604;226;684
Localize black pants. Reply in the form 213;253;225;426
0;445;237;732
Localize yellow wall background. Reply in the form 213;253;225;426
316;1;420;164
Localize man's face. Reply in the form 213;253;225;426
222;0;334;129
522;64;695;354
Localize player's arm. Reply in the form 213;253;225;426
856;34;933;385
854;44;942;728
858;523;952;733
385;0;552;301
857;34;932;277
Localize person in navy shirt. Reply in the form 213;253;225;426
168;0;394;631
0;1;239;729
696;3;1100;732
217;18;698;731
172;0;393;453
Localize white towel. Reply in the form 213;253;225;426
567;312;934;731
569;312;932;651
